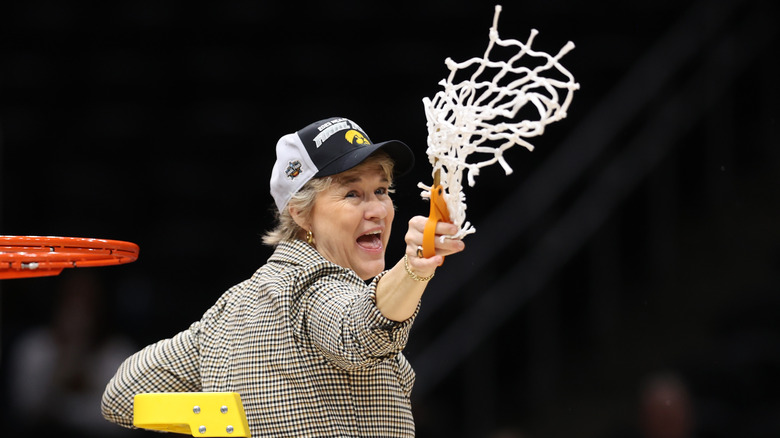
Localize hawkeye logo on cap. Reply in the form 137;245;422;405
285;160;303;180
345;129;370;145
312;118;368;148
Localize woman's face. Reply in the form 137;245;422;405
307;164;395;280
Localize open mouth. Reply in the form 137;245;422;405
356;230;383;250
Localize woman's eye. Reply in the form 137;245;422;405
375;188;388;196
345;191;359;198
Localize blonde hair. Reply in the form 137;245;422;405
262;151;396;247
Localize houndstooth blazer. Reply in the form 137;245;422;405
101;239;418;437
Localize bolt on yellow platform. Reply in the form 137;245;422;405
133;392;250;437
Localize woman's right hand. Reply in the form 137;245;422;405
403;216;465;279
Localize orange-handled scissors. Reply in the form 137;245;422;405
422;169;451;264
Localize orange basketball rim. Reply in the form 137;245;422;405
0;235;140;279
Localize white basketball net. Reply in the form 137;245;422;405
420;5;580;239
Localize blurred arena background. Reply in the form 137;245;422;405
1;1;778;437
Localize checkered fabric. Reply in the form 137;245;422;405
101;239;418;437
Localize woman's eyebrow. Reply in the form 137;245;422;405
339;175;389;185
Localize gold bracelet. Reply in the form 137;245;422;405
403;254;435;282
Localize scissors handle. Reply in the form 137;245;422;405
423;184;451;264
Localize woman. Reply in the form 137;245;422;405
101;117;466;437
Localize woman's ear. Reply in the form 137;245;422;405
289;205;308;231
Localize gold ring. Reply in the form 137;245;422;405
416;246;424;258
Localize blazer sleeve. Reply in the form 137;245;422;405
100;324;203;428
100;279;247;429
306;271;419;371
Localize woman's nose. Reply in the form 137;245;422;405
364;198;389;220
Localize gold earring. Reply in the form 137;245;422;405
306;230;314;245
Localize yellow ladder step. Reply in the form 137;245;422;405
133;392;250;437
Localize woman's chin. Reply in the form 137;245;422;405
354;260;385;281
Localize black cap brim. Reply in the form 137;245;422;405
314;140;415;179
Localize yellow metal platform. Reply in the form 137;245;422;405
133;392;250;437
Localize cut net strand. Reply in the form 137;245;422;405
420;5;579;239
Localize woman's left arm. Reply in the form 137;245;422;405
375;216;465;322
101;327;202;428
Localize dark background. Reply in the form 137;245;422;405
2;0;779;437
